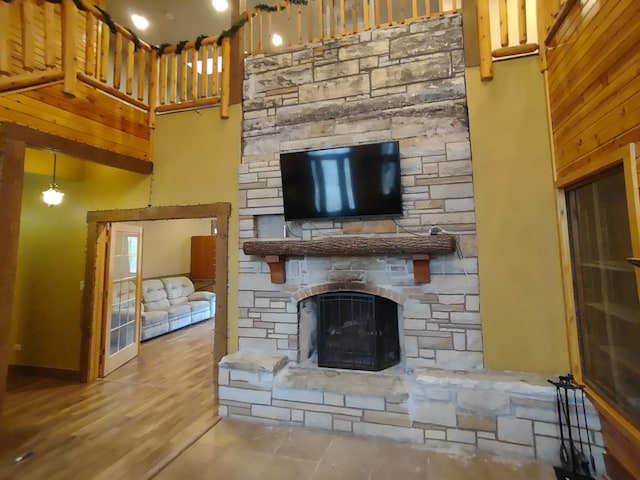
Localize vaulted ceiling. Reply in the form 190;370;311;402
105;0;235;46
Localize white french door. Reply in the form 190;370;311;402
102;223;143;376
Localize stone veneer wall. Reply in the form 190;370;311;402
238;15;482;370
218;353;605;469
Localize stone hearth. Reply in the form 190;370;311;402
218;351;606;468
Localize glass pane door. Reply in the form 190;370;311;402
103;223;143;375
567;165;640;428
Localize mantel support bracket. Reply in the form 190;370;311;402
265;255;286;284
412;254;431;284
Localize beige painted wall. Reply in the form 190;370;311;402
132;219;215;279
151;105;241;352
11;103;241;371
466;56;569;374
12;155;149;370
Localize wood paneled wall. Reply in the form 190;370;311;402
0;81;150;161
546;0;640;186
545;2;640;476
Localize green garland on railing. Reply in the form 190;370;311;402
216;0;307;45
3;0;309;54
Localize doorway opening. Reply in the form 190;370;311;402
84;203;230;383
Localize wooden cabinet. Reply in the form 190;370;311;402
190;235;216;281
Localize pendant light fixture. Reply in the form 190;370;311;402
42;153;64;207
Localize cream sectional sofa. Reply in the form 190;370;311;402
141;276;216;341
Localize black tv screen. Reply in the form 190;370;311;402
280;141;402;221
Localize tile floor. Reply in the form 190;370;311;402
154;419;558;480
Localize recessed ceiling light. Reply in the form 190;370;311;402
164;11;175;21
272;33;283;47
212;0;229;12
131;14;149;30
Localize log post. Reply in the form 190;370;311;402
477;0;493;80
148;53;158;129
0;2;10;76
0;129;26;420
20;0;35;72
61;0;78;96
220;37;231;119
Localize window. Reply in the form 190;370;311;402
567;165;640;428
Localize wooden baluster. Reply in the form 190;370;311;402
477;0;493;80
258;11;263;51
329;0;335;36
113;32;122;90
518;0;527;44
190;49;198;100
99;21;109;82
21;0;34;71
308;0;314;42
43;2;56;68
340;0;345;34
199;45;208;98
375;0;381;26
437;0;443;15
148;52;158;128
352;0;357;32
0;2;12;75
169;52;177;103
84;12;96;75
286;2;292;46
424;0;430;18
363;0;370;30
126;40;134;95
220;37;230;119
386;0;392;24
267;10;273;49
159;53;167;104
248;14;254;53
297;5;302;44
452;0;458;12
411;0;417;19
319;0;325;39
180;49;187;101
137;48;145;101
212;43;219;96
61;0;77;95
276;4;283;46
499;0;509;47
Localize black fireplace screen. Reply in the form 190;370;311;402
317;292;400;371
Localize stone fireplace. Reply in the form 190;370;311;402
237;13;482;370
221;15;606;467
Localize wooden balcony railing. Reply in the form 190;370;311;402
0;0;231;122
0;0;565;129
243;0;461;55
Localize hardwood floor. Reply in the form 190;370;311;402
0;320;218;480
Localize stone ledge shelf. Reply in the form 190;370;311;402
242;235;457;284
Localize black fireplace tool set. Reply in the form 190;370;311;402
548;374;596;480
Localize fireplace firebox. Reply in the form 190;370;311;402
317;292;399;371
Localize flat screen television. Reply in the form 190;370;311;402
280;141;402;221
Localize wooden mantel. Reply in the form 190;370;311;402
242;235;457;284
